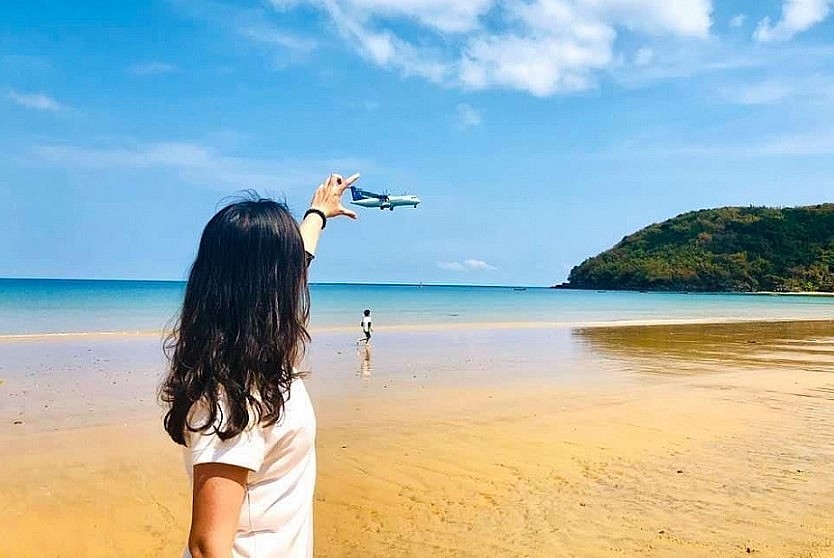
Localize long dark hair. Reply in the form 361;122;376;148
161;196;310;446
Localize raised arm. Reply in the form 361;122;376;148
299;173;361;257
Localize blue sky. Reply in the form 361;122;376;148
2;0;834;285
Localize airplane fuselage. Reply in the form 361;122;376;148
350;189;421;210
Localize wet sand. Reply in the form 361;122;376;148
2;322;834;556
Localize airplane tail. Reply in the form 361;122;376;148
350;186;364;201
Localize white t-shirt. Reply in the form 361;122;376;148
183;379;317;558
361;316;372;333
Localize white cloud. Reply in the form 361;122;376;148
730;14;746;28
332;0;494;33
607;130;834;159
7;89;63;112
307;1;451;83
634;47;654;66
463;259;497;270
714;66;834;108
171;0;318;62
754;131;834;156
459;29;613;95
237;25;317;52
437;259;497;271
611;39;767;89
437;261;465;271
579;0;712;38
456;103;482;128
754;0;834;42
267;0;714;96
720;80;795;105
130;62;177;76
34;141;369;190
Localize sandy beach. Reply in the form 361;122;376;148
2;321;834;557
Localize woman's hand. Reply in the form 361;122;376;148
310;173;361;220
300;172;360;257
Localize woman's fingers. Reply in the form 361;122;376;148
327;174;342;189
339;207;358;219
346;173;360;184
337;173;360;194
343;173;361;190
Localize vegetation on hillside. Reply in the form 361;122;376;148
564;204;834;292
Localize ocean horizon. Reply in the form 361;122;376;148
2;277;834;336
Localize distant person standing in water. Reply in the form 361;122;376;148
359;309;373;344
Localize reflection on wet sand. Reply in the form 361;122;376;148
357;343;372;378
573;320;834;374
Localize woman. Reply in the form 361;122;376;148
160;173;359;558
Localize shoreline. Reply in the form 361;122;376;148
751;290;834;297
5;276;834;294
3;315;834;342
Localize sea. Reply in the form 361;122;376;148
1;278;833;336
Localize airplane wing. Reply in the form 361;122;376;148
357;188;390;200
357;188;385;199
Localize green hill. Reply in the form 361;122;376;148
563;204;834;292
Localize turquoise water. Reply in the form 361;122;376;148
1;278;833;335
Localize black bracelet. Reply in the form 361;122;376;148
303;208;326;230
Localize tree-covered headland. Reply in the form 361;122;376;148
562;204;834;292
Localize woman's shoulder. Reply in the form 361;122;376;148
257;379;315;451
285;378;313;414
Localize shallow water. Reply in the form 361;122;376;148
4;320;833;431
2;278;834;335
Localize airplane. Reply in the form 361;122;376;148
350;186;421;211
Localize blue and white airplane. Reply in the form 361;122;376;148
350;186;421;211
